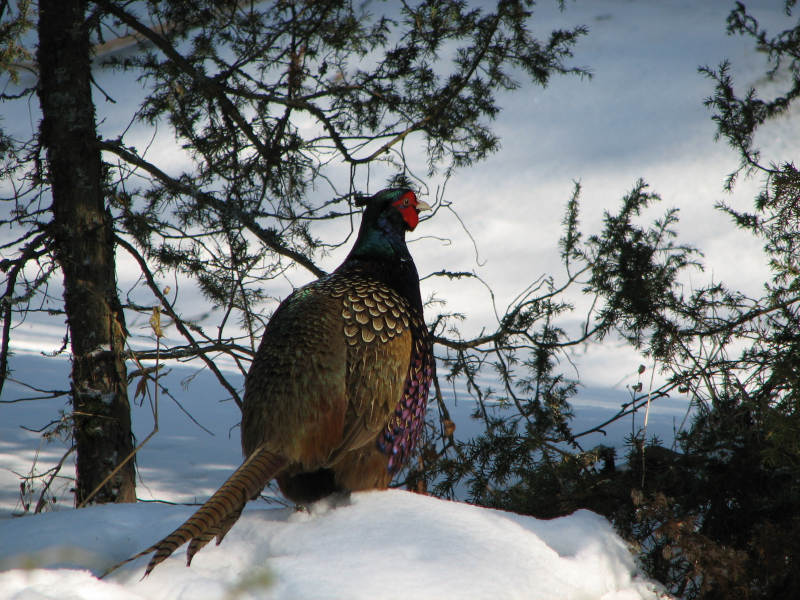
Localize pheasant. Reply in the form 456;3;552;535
124;187;433;576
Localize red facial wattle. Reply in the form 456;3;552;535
392;191;430;231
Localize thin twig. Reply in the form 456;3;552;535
34;445;75;513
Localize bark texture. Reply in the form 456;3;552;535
37;0;136;504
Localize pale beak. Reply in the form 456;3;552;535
415;200;432;212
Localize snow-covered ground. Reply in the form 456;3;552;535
0;353;670;599
0;489;665;600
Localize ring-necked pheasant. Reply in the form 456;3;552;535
124;187;433;576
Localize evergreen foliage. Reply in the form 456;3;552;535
429;3;800;598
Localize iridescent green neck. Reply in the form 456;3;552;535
349;211;408;262
351;227;399;260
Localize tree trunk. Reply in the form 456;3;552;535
37;0;136;504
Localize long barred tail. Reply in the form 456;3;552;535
100;445;287;579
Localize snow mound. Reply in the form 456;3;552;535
0;490;664;599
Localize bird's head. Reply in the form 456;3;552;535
347;187;431;263
355;187;432;233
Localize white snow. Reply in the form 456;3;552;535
0;355;669;599
0;490;665;600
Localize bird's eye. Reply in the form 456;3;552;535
402;195;410;207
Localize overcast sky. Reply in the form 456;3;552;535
2;0;797;394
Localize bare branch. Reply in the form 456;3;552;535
116;235;244;409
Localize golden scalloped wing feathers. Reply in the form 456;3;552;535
240;274;412;472
330;277;412;455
